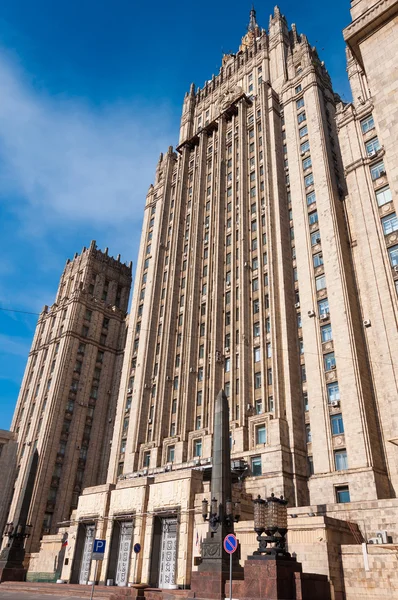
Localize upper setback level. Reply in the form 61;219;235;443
178;6;334;151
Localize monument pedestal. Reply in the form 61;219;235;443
0;545;27;582
224;555;331;600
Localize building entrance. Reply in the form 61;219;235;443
79;524;95;584
158;517;177;589
115;521;134;586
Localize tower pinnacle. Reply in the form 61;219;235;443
248;5;258;32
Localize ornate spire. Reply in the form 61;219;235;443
248;5;258;32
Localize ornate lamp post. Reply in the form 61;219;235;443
3;522;33;541
202;497;241;532
253;493;289;557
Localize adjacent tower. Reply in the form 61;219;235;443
337;0;398;493
5;242;131;552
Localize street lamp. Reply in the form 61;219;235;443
202;497;241;532
3;522;32;541
253;493;289;557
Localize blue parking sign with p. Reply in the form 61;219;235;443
92;539;106;560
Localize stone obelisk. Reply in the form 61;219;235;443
0;449;39;582
191;390;243;598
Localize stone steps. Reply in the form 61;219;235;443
0;581;112;597
0;582;197;600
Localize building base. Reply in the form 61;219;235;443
226;555;331;600
0;565;27;583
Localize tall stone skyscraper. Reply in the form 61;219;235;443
337;0;398;493
108;5;389;504
4;242;131;552
57;7;396;590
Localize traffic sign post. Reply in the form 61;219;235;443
90;540;106;600
224;534;238;600
132;542;141;584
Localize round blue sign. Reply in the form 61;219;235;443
133;543;141;554
223;534;238;554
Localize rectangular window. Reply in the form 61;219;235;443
254;347;261;362
253;322;260;337
366;137;380;156
253;299;260;313
299;125;308;138
296;97;305;109
305;173;314;187
376;186;392;207
256;425;266;444
255;399;263;414
251;456;262;476
196;416;202;430
303;156;312;170
297;112;306;124
306;191;316;206
313;252;323;267
370;161;385;180
254;372;261;389
311;231;321;246
321;324;332;342
388;245;398;266
301;140;310;153
306;424;312;443
318;298;329;316
336;485;350;503
331;413;344;435
194;439;202;457
382;213;398;235
334;450;348;471
308;211;318;225
324;352;336;371
360;115;374;133
167;446;175;462
295;84;302;94
316;274;326;291
143;451;150;467
327;382;340;402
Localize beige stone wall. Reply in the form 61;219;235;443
341;544;398;599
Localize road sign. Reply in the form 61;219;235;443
133;543;141;554
92;539;106;560
224;534;238;600
223;533;238;554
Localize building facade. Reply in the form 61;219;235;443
4;241;132;553
336;0;398;492
55;6;397;591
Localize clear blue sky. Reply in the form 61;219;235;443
0;0;352;430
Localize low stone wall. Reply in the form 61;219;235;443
289;497;398;541
341;544;398;599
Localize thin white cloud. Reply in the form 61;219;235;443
0;49;176;227
0;333;31;358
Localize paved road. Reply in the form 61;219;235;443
0;592;88;600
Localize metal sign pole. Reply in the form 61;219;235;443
229;551;232;600
90;560;98;600
133;552;137;584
